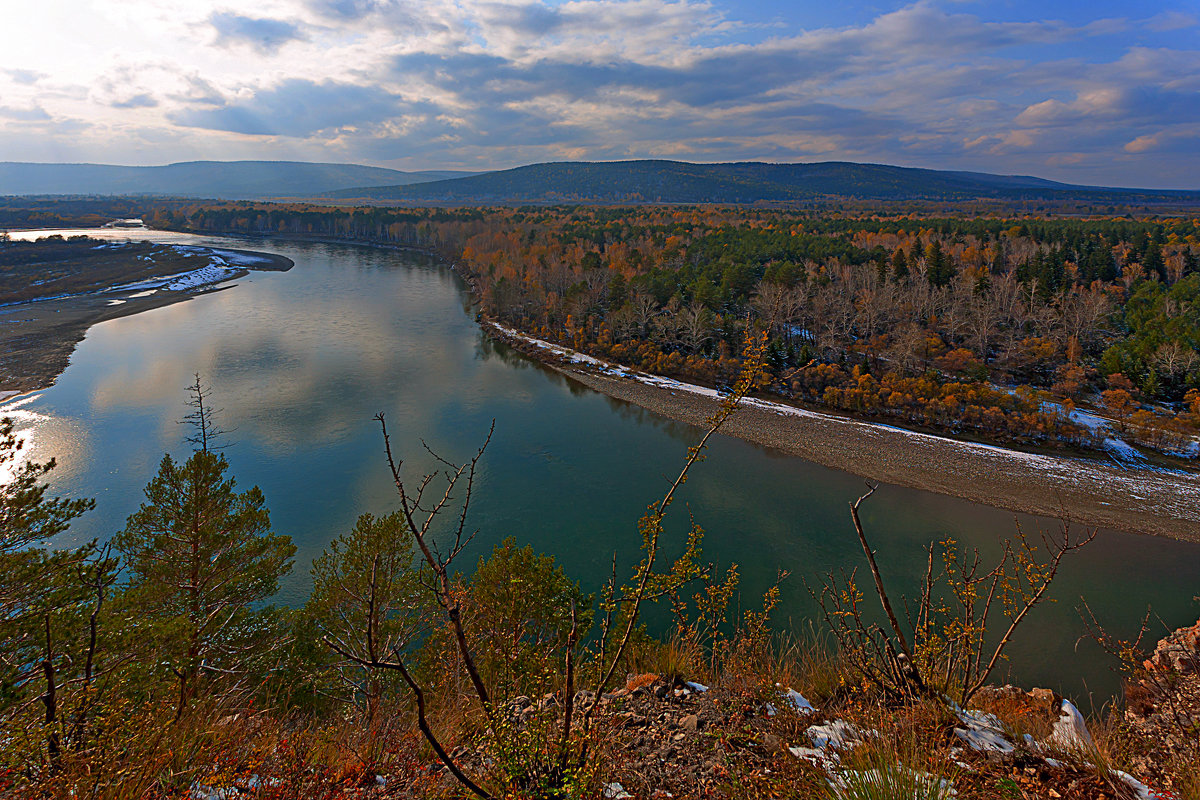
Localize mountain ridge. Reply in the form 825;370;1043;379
0;160;477;200
325;159;1199;205
4;158;1197;206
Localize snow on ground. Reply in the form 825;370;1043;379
487;323;1200;521
995;385;1152;465
1048;699;1093;752
163;260;239;290
170;245;272;266
0;293;78;308
207;248;272;265
2;247;246;306
107;258;240;293
1051;401;1148;465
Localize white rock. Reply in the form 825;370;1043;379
952;708;1014;756
785;687;815;714
806;720;863;750
1048;699;1094;752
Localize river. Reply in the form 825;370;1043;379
5;228;1199;703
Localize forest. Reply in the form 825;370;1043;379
160;202;1200;460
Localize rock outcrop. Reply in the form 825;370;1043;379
1124;615;1200;789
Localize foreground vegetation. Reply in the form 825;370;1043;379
2;358;1197;799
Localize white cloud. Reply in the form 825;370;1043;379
1144;10;1198;32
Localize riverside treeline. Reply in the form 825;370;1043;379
155;203;1200;457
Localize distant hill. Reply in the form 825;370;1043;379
327;160;1198;205
7;158;1195;207
0;161;476;200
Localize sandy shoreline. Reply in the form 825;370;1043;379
0;237;292;395
484;321;1200;543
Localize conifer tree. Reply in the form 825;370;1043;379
891;247;908;281
113;381;294;717
0;418;94;556
0;418;101;773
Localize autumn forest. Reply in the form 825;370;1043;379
157;203;1200;459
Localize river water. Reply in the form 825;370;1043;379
6;228;1200;703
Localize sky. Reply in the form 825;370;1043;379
2;0;1198;188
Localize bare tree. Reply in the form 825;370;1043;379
179;374;229;453
820;485;1096;704
330;334;769;798
679;302;714;355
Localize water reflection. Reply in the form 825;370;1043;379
2;229;1198;703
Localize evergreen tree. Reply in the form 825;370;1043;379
113;384;294;717
1;546;118;771
1184;249;1198;279
873;250;889;283
926;240;955;288
0;418;94;555
1144;241;1166;283
0;418;100;773
990;238;1006;274
465;538;592;697
891;247;909;281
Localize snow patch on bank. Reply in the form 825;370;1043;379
487;323;1200;523
108;258;240;293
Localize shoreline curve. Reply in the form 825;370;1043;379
484;321;1200;544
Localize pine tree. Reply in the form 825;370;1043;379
1144;241;1166;283
891;247;909;281
926;240;955;288
874;250;889;284
113;383;294;717
1183;249;1198;279
990;239;1006;274
0;418;94;555
0;418;100;773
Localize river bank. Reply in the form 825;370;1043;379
485;321;1200;542
169;228;1200;541
0;233;292;394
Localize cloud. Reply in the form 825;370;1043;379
306;0;388;20
209;12;308;53
474;1;564;36
1144;10;1198;33
0;106;52;121
1124;128;1200;155
170;79;406;137
111;93;158;109
1124;134;1159;153
4;69;44;85
1017;85;1200;128
3;0;1199;187
172;74;226;106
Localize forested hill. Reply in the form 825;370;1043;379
327;160;1199;205
0;161;475;199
